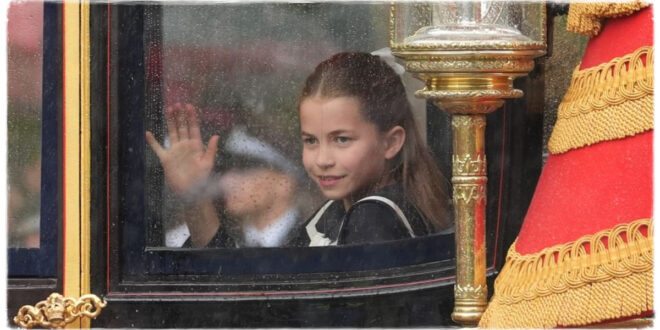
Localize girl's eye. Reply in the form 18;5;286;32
335;136;351;144
302;137;317;145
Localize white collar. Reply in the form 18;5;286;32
242;208;299;247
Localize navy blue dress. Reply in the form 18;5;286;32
290;184;430;246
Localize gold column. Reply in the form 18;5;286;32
392;22;545;328
393;53;543;326
450;114;488;325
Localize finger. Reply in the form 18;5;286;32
203;135;220;165
186;103;202;141
165;105;179;143
145;131;165;159
177;105;190;140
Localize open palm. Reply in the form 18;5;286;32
146;103;219;195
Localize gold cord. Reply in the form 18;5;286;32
479;218;653;328
567;1;650;37
548;46;653;154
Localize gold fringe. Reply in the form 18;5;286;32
479;218;653;328
567;1;650;37
548;46;653;154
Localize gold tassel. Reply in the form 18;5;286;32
567;1;650;37
480;271;652;328
479;218;653;328
548;46;653;154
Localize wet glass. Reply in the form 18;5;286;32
7;2;43;248
145;3;431;248
543;14;589;159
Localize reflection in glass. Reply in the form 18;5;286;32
146;3;433;248
7;2;43;248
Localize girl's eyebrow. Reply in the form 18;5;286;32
301;129;354;137
328;129;353;136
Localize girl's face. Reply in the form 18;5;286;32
300;96;403;209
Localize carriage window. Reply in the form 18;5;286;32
7;1;57;277
8;1;43;248
144;3;437;249
108;1;517;287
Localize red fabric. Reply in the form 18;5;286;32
580;6;653;70
516;131;653;255
515;5;654;256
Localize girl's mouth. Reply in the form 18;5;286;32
317;175;346;188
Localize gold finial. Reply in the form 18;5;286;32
13;293;107;328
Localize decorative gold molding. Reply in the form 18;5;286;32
80;1;93;306
453;184;487;204
449;114;488;326
453;284;489;326
455;284;488;300
452;115;486;129
392;40;546;52
452;154;487;176
479;218;653;328
418;89;522;100
404;58;536;72
62;5;93;329
549;46;653;154
13;293;107;329
433;100;504;115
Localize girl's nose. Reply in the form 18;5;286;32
315;144;334;168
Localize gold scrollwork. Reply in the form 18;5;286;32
391;40;546;52
436;101;504;115
419;89;523;100
400;54;537;61
405;59;535;73
453;184;487;204
14;293;107;329
451;115;487;129
455;284;488;300
453;154;487;176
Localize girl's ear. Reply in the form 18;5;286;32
384;126;406;160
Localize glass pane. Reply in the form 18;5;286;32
543;14;588;159
145;3;446;249
7;2;43;248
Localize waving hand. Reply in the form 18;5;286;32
146;103;220;195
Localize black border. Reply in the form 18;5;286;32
89;2;547;327
7;3;63;324
8;0;61;278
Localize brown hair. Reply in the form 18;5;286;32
300;52;451;232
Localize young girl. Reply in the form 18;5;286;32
147;52;451;248
291;52;452;246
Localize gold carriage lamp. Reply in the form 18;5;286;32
390;2;546;327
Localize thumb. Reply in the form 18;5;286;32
145;131;165;160
203;135;220;164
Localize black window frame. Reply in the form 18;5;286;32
8;1;61;278
89;3;544;327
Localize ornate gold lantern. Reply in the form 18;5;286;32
391;2;546;326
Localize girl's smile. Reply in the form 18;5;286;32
317;175;347;188
300;96;403;209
